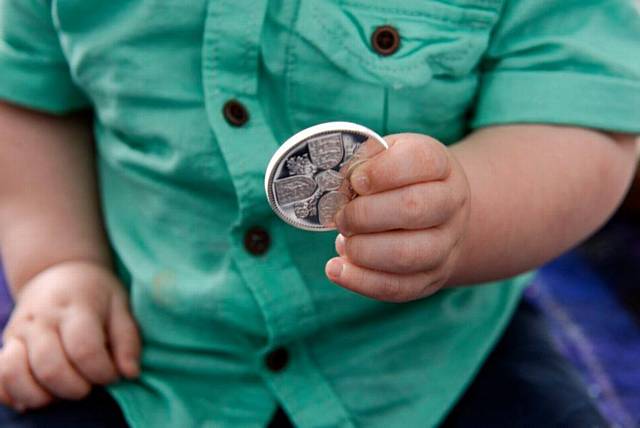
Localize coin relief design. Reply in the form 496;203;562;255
315;170;343;192
307;133;344;170
318;191;350;226
265;122;387;231
273;175;317;206
272;132;358;227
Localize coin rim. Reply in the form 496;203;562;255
265;122;388;232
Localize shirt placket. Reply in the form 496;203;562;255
201;1;353;426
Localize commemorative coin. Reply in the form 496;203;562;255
265;122;388;231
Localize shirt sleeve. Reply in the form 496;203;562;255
0;0;89;113
471;0;640;133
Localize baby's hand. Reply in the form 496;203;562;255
326;134;470;302
0;261;140;411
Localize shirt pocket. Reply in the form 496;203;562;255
285;0;500;140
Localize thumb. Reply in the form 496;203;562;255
107;294;141;379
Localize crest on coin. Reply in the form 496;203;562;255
318;191;349;226
286;154;317;176
274;176;317;205
342;133;359;161
315;170;343;192
293;193;320;218
307;133;344;170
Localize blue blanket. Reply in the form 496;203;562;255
531;253;640;427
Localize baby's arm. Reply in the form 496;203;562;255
449;125;637;285
0;101;140;411
327;125;638;301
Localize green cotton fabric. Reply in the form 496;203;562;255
1;0;639;426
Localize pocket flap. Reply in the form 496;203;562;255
293;1;497;88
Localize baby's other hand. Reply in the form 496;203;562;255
326;133;470;302
0;261;140;411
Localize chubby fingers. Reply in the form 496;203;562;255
107;294;141;379
0;338;52;410
325;256;444;302
334;230;452;274
349;134;451;196
335;181;463;236
23;324;91;400
60;310;119;385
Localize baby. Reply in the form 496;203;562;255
0;0;639;427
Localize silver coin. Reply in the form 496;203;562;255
307;133;344;170
265;122;388;232
315;170;343;192
318;191;349;227
274;175;317;205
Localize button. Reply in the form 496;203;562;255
371;25;400;56
265;347;289;372
223;99;249;127
244;226;270;255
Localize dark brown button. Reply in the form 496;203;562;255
371;25;400;56
265;347;289;372
223;99;249;127
244;226;270;255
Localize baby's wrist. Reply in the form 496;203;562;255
11;258;113;302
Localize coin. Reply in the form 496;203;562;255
307;133;344;170
274;175;317;205
265;122;388;231
318;191;350;227
315;170;343;192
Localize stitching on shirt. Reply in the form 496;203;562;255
436;0;503;11
208;2;221;109
339;0;497;29
284;2;303;131
240;1;255;95
209;1;257;96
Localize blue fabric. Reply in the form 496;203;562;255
0;392;293;428
529;250;640;426
441;300;606;427
0;388;128;428
0;265;10;340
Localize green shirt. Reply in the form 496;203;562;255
1;1;639;427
